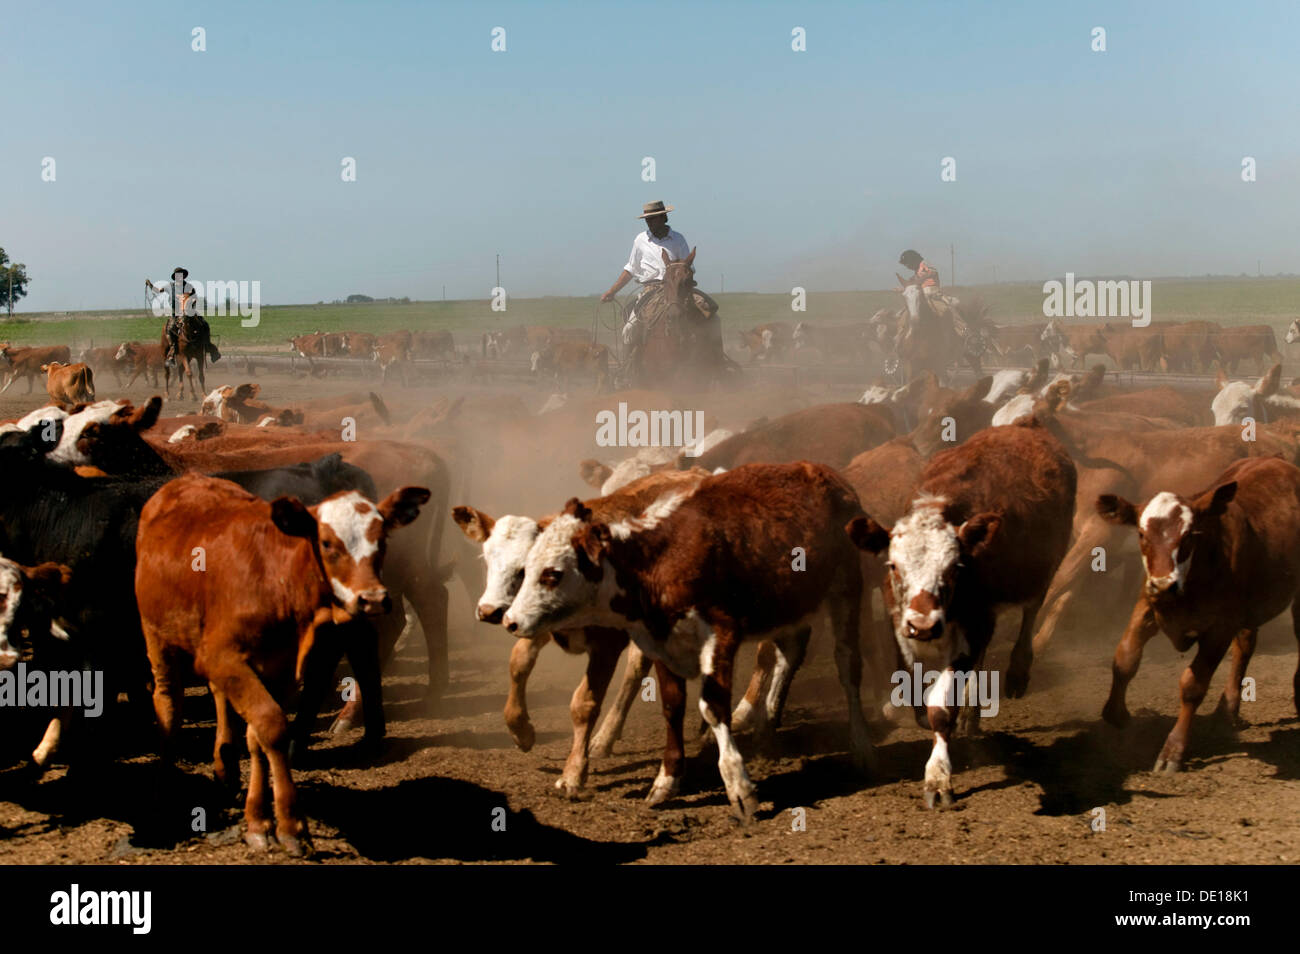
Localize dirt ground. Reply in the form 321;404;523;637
1;364;1298;865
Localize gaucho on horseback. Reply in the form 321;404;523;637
157;266;221;369
884;248;993;380
600;200;726;382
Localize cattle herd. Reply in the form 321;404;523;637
1;315;1299;861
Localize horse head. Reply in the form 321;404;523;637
659;247;698;317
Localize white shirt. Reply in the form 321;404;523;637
624;228;690;283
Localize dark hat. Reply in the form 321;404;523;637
637;201;674;219
172;266;189;278
898;250;922;268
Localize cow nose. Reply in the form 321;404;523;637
477;603;505;624
504;617;519;634
356;589;391;616
906;618;944;641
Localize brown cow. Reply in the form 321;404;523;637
848;421;1077;807
374;338;412;385
1096;456;1300;772
136;474;429;855
735;323;794;363
1159;320;1221;372
1;344;72;394
1099;323;1165;371
987;322;1050;367
341;331;378;357
531;339;610;392
79;345;127;389
1213;324;1281;375
503;461;876;822
688;403;894;471
1027;383;1298;655
41;362;95;404
201;383;303;426
116;341;165;388
412;329;454;360
1042;320;1107;368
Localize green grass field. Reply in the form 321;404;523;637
3;278;1297;353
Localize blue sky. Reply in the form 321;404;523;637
3;0;1297;310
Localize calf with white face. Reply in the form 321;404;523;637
0;557;72;671
1095;456;1300;773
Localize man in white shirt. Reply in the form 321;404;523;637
601;200;718;373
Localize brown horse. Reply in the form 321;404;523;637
161;312;209;401
632;248;736;389
894;295;990;384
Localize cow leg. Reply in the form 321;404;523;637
830;585;875;773
149;655;184;761
646;661;686;806
1032;518;1114;653
730;640;776;736
590;642;651;758
698;631;758;823
505;633;551;751
1101;599;1160;729
1005;596;1045;698
343;620;385;746
759;629;811;747
0;372;13;393
1214;628;1257;726
242;726;274;851
1154;629;1232;774
291;629;347;753
923;667;959;809
31;716;63;768
555;631;622;798
210;686;242;792
222;664;309;855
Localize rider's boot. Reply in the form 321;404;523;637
207;341;222;364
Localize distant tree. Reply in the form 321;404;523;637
346;293;374;303
0;247;31;319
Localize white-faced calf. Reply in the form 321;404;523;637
1096;456;1300;772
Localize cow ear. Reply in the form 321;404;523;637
379;486;431;530
1257;364;1281;397
845;515;891;554
562;497;593;521
1045;380;1070;411
234;383;259;402
1096;494;1139;526
1216;367;1230;390
270;497;317;540
1205;481;1237;517
572;523;611;581
452;505;495;542
578;459;613;489
129;395;163;431
957;513;1000;557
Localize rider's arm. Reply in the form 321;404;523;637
602;270;632;302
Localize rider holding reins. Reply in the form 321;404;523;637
155;266;220;369
601;200;722;375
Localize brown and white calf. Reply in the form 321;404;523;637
1096;456;1300;772
115;341;165;388
452;468;710;800
848;422;1077;807
135;475;429;855
502;462;874;822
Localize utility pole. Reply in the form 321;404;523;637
7;270;11;321
496;253;501;289
949;244;955;290
721;272;725;294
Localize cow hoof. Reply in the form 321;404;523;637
328;715;355;735
730;792;759;824
508;721;536;753
923;787;955;810
1101;700;1130;729
1213;697;1245;728
244;830;272;853
277;832;313;858
645;776;681;808
553;776;585;800
1153;756;1182;775
1005;666;1030;699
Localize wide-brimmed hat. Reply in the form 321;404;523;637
172;266;189;278
637;201;674;219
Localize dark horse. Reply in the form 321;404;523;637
632;247;738;389
893;294;990;384
161;311;209;401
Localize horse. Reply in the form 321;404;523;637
630;247;738;390
884;294;991;385
147;281;210;401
